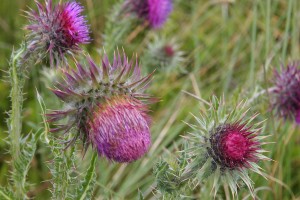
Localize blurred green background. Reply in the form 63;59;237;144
1;0;300;199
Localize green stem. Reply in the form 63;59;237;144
265;0;271;57
77;152;97;200
281;0;293;61
10;49;24;156
9;45;26;199
249;0;257;87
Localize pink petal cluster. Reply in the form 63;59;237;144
88;97;151;162
209;123;259;169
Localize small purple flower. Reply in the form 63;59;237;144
272;62;300;124
163;45;175;57
126;0;173;29
47;50;155;162
25;0;90;65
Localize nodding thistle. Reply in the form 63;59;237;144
47;50;155;163
271;62;300;124
124;0;173;29
182;96;270;198
24;0;90;66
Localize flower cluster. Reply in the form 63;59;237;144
19;0;275;198
24;0;90;65
272;62;300;124
48;50;155;162
125;0;173;29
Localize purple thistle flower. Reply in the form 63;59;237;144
272;62;300;124
209;123;259;169
147;0;173;28
47;50;155;162
125;0;173;29
24;0;90;65
184;97;270;197
88;97;151;162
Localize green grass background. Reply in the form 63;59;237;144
0;0;300;199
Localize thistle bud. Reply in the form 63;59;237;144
124;0;173;29
48;50;155;162
143;36;184;72
24;0;90;66
271;62;300;124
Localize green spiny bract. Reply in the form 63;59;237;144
182;96;270;198
154;159;183;195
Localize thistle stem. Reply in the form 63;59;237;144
9;45;26;198
10;48;25;156
77;152;97;200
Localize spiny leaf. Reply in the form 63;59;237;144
0;187;14;200
37;89;77;200
10;130;42;200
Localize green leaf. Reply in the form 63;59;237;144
10;130;42;200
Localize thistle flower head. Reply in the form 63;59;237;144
48;50;155;162
184;96;270;198
144;36;184;72
272;62;300;124
209;123;259;169
125;0;173;29
88;97;151;162
25;0;90;66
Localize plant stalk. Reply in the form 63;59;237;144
9;45;26;199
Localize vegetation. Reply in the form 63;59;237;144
0;0;299;199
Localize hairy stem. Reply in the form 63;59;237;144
9;44;26;199
76;152;97;200
10;48;24;157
